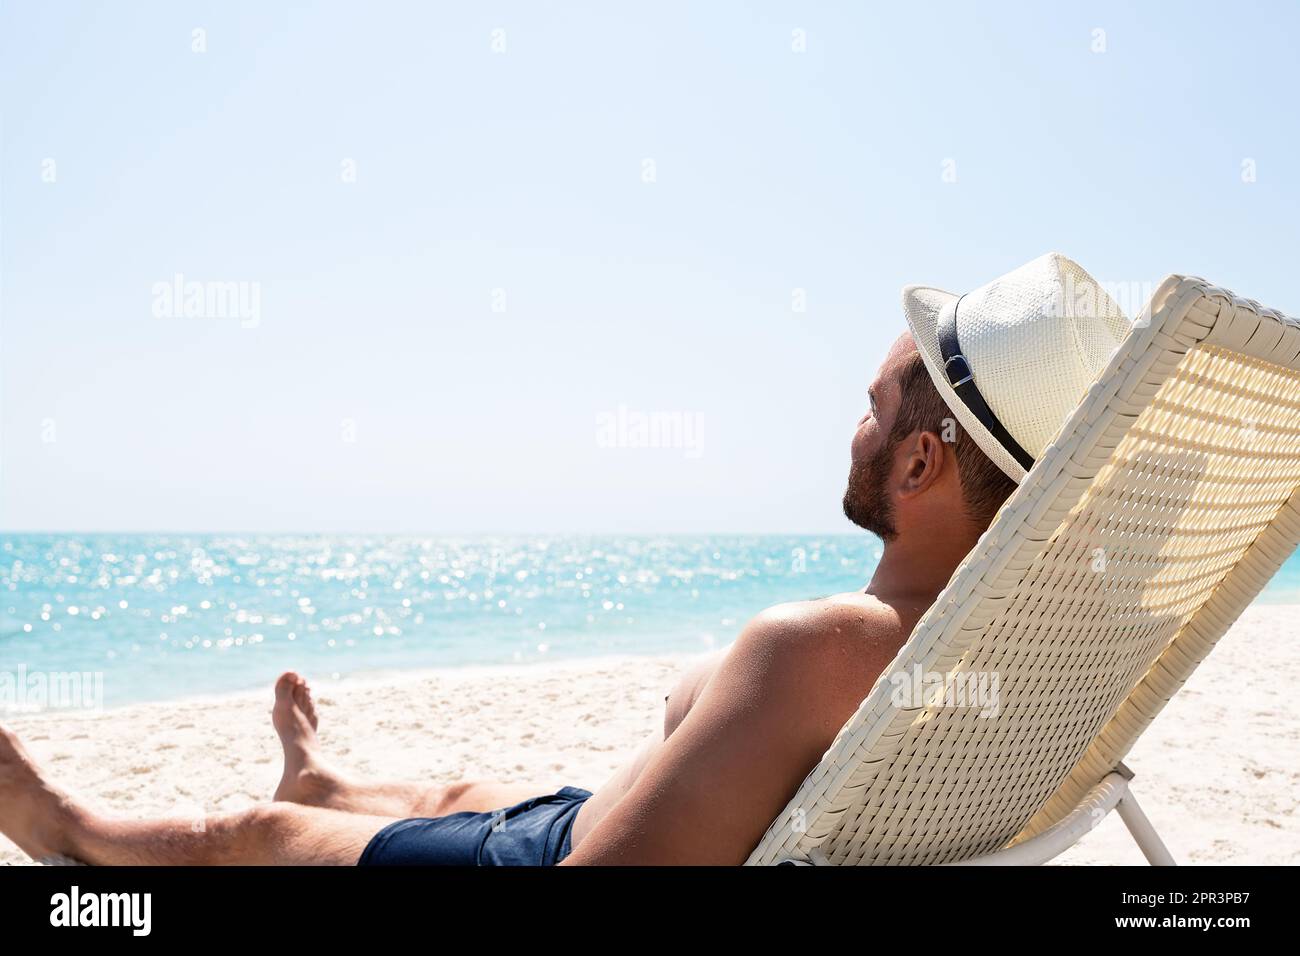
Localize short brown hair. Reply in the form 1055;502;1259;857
889;350;1017;529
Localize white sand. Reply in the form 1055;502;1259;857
3;604;1298;865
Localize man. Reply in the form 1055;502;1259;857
0;253;1128;865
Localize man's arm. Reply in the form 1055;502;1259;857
561;602;890;865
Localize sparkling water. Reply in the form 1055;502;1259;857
3;533;1297;708
0;534;877;707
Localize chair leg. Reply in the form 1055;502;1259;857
1116;790;1176;866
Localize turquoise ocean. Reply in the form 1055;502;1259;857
4;533;1299;708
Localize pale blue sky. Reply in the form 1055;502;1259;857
2;0;1296;533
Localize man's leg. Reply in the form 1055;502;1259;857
0;723;394;865
272;672;554;817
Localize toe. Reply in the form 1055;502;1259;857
274;672;300;702
293;681;318;731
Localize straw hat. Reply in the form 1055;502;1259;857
903;252;1131;483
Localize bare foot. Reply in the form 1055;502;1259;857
0;724;85;860
271;672;342;804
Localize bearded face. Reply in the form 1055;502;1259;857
842;434;898;542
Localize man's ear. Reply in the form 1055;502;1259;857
897;430;947;499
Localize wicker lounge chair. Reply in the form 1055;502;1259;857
748;275;1300;865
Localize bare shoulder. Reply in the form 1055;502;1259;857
664;595;906;738
744;594;911;665
725;594;914;732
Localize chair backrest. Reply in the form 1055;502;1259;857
746;276;1300;865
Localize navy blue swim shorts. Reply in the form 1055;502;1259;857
357;786;592;866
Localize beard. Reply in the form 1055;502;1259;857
842;437;898;541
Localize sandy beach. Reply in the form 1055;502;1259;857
4;604;1298;866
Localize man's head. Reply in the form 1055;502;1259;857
843;332;1017;542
